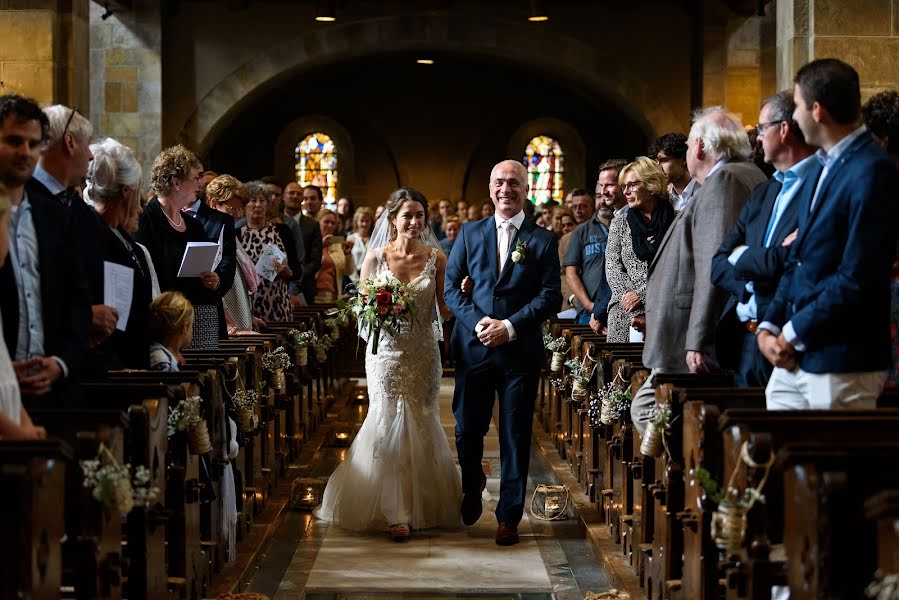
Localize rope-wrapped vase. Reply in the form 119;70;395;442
600;397;615;425
187;420;212;455
640;422;664;457
571;379;589;401
270;369;286;391
315;348;327;363
111;476;135;514
712;499;748;553
296;346;308;367
237;407;255;432
550;352;565;372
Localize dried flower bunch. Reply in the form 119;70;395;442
168;395;204;437
80;448;158;514
262;346;293;372
288;329;317;347
645;402;673;430
232;389;258;411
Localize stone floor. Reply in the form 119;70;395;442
240;379;617;600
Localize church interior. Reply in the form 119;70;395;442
1;0;899;599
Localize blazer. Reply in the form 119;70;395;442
444;216;562;371
293;213;323;302
0;179;91;404
763;132;899;373
711;176;800;321
191;202;237;338
643;161;767;372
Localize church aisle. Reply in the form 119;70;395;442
242;378;617;600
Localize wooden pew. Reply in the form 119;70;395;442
779;442;899;599
717;409;899;600
865;489;899;576
0;439;72;600
29;409;129;600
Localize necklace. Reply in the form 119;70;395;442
162;207;184;229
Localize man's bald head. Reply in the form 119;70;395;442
489;160;529;219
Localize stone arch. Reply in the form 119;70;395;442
182;14;684;155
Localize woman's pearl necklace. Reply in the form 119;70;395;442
163;208;184;228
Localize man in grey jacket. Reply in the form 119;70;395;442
630;107;767;436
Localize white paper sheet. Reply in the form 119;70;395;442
254;243;287;282
556;308;578;319
177;241;219;277
104;261;134;331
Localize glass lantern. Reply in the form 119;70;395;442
290;477;325;511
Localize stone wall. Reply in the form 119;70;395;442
88;0;161;189
778;0;899;97
0;0;88;108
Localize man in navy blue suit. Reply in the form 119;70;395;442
757;59;899;409
445;159;561;546
711;90;817;387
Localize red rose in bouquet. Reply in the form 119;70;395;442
338;275;418;354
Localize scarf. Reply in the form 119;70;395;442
626;196;675;263
235;241;260;293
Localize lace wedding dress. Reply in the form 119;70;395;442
314;247;462;531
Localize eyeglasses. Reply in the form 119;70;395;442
62;107;78;138
622;181;644;192
756;120;784;135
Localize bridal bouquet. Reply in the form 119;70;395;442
341;274;418;354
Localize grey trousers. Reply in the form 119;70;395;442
630;369;662;438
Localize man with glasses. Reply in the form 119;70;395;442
0;95;91;407
711;90;817;387
649;132;699;211
757;59;898;413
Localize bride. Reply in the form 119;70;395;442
314;188;462;541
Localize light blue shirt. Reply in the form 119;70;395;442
7;194;69;377
730;155;819;322
706;158;729;180
669;178;699;212
33;164;67;205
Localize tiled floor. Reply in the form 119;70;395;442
246;379;615;600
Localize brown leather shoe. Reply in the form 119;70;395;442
460;471;487;526
495;522;519;546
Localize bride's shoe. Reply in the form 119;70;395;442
388;523;410;542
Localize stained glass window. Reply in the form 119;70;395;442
524;136;564;205
295;132;338;208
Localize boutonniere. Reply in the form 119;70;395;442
511;241;527;264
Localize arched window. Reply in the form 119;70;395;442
295;132;338;208
523;135;564;205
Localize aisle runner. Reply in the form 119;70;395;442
289;381;553;594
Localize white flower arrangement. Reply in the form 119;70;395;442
544;333;568;353
80;447;158;514
511;240;527;264
313;334;334;354
262;346;293;373
589;382;631;427
289;329;317;348
644;402;673;430
168;395;204;437
232;389;258;411
564;358;594;384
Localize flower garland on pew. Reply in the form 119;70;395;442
542;322;569;372
696;440;773;553
262;346;293;391
288;329;317;367
80;443;159;514
168;395;212;454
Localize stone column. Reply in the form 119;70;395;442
0;0;89;108
777;0;899;96
89;0;161;188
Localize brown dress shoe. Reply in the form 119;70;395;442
495;522;519;546
460;471;487;526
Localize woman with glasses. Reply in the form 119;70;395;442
237;181;301;322
605;157;675;342
134;145;226;348
206;175;265;333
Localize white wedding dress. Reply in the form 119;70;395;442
314;247;462;531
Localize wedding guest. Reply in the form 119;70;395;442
375;204;386;220
0;184;46;439
606;157;675;342
551;206;570;238
124;192;161;299
467;204;480;222
456;199;469;222
348;206;375;281
480;200;495;218
336;196;354;235
559;213;577;236
439;215;461;256
238;181;300;322
148;291;193;371
205;175;263;332
134;145;224;348
81;138;154;376
314;209;356;303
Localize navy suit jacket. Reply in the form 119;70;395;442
711;176;799;323
444;216;562;371
0;180;91;404
763;132;899;373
